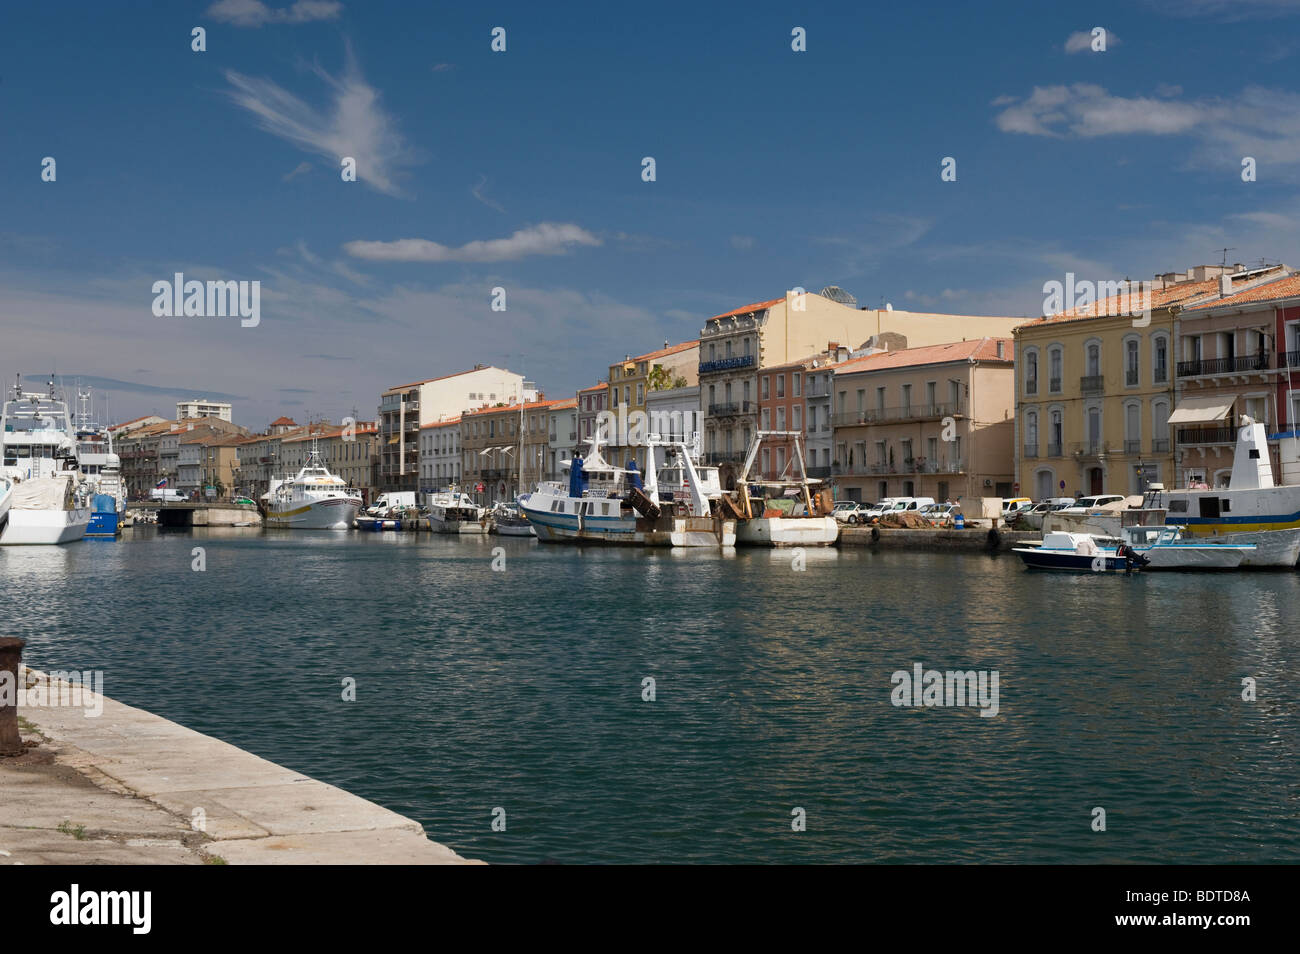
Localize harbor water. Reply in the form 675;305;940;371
6;529;1299;864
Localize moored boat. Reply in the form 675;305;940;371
262;441;362;529
489;501;535;537
427;488;487;534
729;430;838;547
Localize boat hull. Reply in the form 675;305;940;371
265;497;360;529
734;516;839;547
429;517;488;534
0;507;91;545
1169;526;1300;568
85;511;120;537
1013;547;1134;572
522;503;733;546
493;522;536;537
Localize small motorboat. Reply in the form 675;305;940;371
1013;531;1146;572
1118;524;1254;570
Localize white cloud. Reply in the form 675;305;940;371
993;83;1300;167
344;223;602;263
470;175;505;213
730;235;755;250
1142;0;1300;20
223;48;414;197
281;161;312;182
1064;28;1120;53
206;0;343;27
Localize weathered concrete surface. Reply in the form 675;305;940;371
2;668;479;865
840;526;1038;551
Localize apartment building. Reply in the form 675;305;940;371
1013;264;1288;499
378;365;526;495
1173;268;1300;486
606;340;698;472
576;383;607;446
175;399;233;422
698;288;1026;483
756;357;814;481
460;395;560;505
177;432;243;498
419;416;462;500
547;399;578;480
832;339;1016;504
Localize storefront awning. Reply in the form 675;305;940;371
1167;395;1234;425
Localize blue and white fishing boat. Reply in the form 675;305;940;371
518;431;734;546
1013;531;1143;572
1015;527;1254;572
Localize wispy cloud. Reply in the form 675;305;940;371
994;83;1300;168
730;235;755;250
206;0;343;27
223;46;414;197
1142;0;1300;20
1064;28;1120;53
470;174;505;213
344;223;602;263
282;160;312;182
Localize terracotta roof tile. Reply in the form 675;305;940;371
833;337;1014;375
1183;273;1300;311
706;297;786;322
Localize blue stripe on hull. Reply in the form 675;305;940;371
85;512;120;537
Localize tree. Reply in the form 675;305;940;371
647;365;673;391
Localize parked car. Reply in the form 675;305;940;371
1012;499;1072;529
1001;497;1034;522
833;501;871;524
918;502;961;526
1058;494;1125;514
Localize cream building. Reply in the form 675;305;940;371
378;365;526;495
420;416;463;499
832;338;1016;503
698;288;1027;482
175;399;233;422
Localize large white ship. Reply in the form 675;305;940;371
0;376;92;545
262;443;362;529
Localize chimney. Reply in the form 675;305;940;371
996;340;1005;359
1220;273;1233;297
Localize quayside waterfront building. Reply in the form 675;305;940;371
377;365;525;496
605;340;698;473
832;338;1016;504
698;287;1026;485
1013;263;1291;499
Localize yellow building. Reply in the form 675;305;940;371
1012;276;1220;499
606;340;698;471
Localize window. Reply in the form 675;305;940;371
1126;339;1139;386
1049;348;1063;392
1025;351;1038;394
1087;344;1101;377
875;387;885;412
762;377;770;399
1154;335;1168;383
902;384;912;409
776;376;785;398
1025;410;1038;452
1049;409;1063;454
760;408;770;429
762;448;770;474
743;381;751;403
793;374;801;397
636;383;644;404
926;381;937;408
776;407;786;430
793;405;801;431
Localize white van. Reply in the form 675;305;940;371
149;488;186;502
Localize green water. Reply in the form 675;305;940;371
6;528;1299;863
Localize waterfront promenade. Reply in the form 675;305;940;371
1;668;476;865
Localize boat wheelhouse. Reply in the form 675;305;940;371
262;442;363;529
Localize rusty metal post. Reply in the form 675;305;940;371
0;637;26;756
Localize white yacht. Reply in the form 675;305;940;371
0;376;92;545
262;442;362;529
74;388;125;536
730;431;839;547
427;488;486;534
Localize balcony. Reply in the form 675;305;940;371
1049;377;1062;393
805;465;832;479
1125;370;1139;387
1177;353;1268;377
1071;441;1104;457
1152;438;1170;453
707;401;753;417
1176;426;1235;445
1280;350;1300;368
699;354;756;375
1046;443;1063;457
1023;444;1038;459
831;402;965;428
704;452;744;465
1080;375;1105;395
1025;379;1038;395
841;459;963;476
1123;440;1141;454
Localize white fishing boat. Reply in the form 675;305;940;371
1143;417;1300;568
1119;525;1254;570
74;387;125;537
427;488;487;534
262;441;362;529
519;431;735;546
0;376;92;545
730;431;839;547
0;473;92;545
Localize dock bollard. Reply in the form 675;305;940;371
0;637;26;755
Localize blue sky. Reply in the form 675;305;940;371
3;0;1300;426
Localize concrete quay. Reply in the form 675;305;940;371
839;526;1039;551
1;667;478;865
